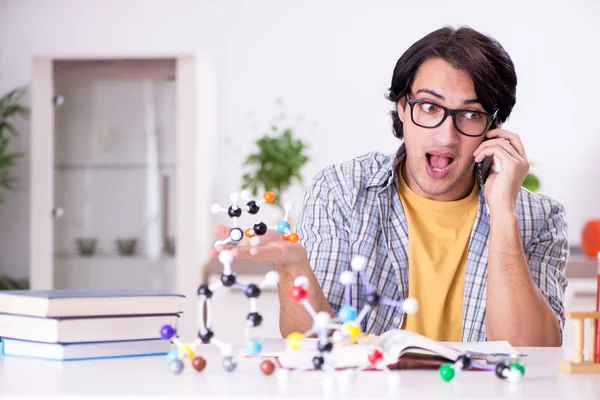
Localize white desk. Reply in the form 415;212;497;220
0;345;598;399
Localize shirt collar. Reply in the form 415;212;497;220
366;143;407;189
366;142;486;190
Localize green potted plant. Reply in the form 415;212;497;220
241;100;311;209
0;86;29;205
523;162;540;192
0;86;30;291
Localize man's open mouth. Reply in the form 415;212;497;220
426;152;455;172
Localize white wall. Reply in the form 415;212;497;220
0;0;598;279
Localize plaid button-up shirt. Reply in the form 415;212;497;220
296;143;569;342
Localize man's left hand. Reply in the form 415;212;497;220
473;129;530;214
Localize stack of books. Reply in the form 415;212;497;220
0;289;183;361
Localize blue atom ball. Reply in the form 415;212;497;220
160;324;175;340
338;305;358;323
277;221;291;234
167;349;179;361
245;339;262;356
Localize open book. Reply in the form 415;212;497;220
275;330;519;370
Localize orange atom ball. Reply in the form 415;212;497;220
263;192;275;203
245;228;256;238
287;233;299;243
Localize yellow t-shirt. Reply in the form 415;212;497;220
398;167;479;342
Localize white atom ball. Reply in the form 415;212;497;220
210;203;222;214
240;190;252;200
218;250;234;265
276;368;290;382
230;228;243;241
230;193;240;204
221;344;234;357
312;312;332;331
351;255;368;272
249;236;261;247
264;271;280;286
294;276;309;289
340;271;354;285
402;298;419;314
507;369;522;383
332;330;344;343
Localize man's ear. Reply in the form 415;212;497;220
397;98;405;123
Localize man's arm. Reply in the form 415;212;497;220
486;204;567;346
277;167;352;337
277;261;335;338
474;129;569;347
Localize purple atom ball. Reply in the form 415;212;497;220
160;324;176;340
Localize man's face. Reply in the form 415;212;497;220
398;57;487;201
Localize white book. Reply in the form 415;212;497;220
1;338;171;361
0;313;179;343
274;330;519;369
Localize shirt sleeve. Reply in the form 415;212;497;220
295;167;352;315
524;198;570;344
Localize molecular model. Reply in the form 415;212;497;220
281;254;525;385
438;354;526;383
159;191;295;376
211;190;299;248
160;249;280;375
284;255;419;372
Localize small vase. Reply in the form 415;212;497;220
116;238;137;256
75;238;97;256
165;237;175;256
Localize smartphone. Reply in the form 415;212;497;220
478;122;498;184
479;155;493;184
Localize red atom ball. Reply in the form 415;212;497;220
368;349;383;365
289;285;308;302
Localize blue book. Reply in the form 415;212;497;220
0;289;184;318
1;337;171;361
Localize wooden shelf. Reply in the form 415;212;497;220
558;360;600;374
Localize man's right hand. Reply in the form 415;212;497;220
208;225;310;276
208;224;335;337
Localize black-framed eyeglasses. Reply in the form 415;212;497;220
405;93;498;137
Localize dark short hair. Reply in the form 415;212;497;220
386;26;517;140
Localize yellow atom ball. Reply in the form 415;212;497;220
342;322;362;341
178;344;195;360
286;332;304;351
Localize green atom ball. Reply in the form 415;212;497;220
510;362;525;375
439;364;455;381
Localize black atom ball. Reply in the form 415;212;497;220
253;222;267;235
456;354;471;370
246;201;260;214
228;206;242;218
312;356;325;370
365;292;381;307
197;284;213;298
221;273;236;287
495;363;509;378
245;284;261;298
318;341;333;353
247;312;263;327
198;328;214;343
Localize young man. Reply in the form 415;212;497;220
211;26;569;346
